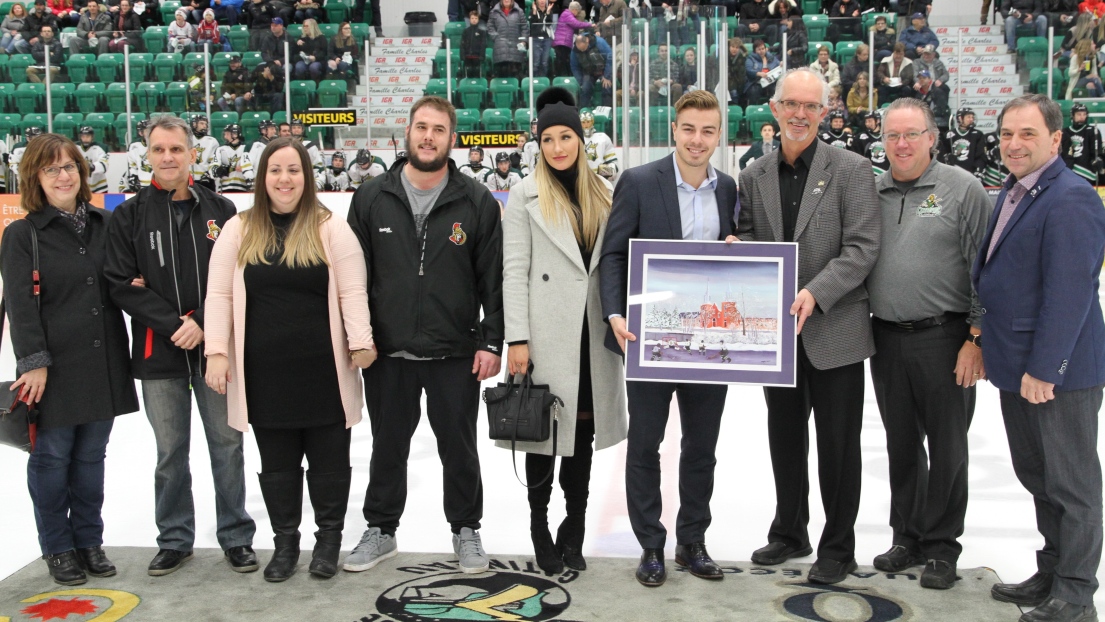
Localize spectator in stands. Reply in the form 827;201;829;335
827;84;848;121
1067;38;1104;96
530;0;557;79
1001;0;1047;52
489;0;528;79
616;47;640;104
570;32;612;106
739;0;778;47
649;42;683;103
219;54;253;112
107;0;141;52
745;37;779;104
16;0;58;54
1080;0;1105;16
26;24;62;82
728;36;749;106
48;0;79;27
184;0;210;24
594;0;627;42
211;0;242;25
812;45;840;89
294;18;327;81
327;21;357;81
188;62;215;110
846;71;876;114
195;7;229;51
554;1;592;78
252;62;286;113
780;15;808;67
70;1;111;54
1060;11;1095;55
899;12;939;59
293;0;321;23
767;0;801;25
259;18;290;68
913;69;949;121
828;0;863;42
1052;0;1081;29
678;46;700;91
246;0;276;48
870;14;895;61
912;43;949;92
840;42;869;95
462;10;488;78
1;3;27;54
168;8;197;53
877;42;914;102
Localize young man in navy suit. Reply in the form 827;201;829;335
975;94;1105;622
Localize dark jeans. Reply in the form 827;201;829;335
554;45;572;77
871;319;975;562
361;356;482;535
253;422;351;473
763;338;865;562
28;419;114;556
1001;385;1104;606
625;381;727;549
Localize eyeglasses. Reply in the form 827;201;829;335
778;100;824;115
884;130;930;143
41;163;79;178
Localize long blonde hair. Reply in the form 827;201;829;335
533;140;611;251
302;18;322;39
238;137;330;268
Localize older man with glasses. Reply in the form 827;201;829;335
738;67;881;585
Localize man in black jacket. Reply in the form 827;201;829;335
15;0;58;54
26;25;62;83
104;115;257;578
344;95;503;576
257;18;288;68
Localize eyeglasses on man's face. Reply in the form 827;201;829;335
41;163;79;178
777;100;824;115
884;130;930;143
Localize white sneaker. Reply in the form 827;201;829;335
342;527;397;572
452;527;489;574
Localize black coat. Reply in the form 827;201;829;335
0;207;138;429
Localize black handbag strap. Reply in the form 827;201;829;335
0;225;41;364
509;398;561;489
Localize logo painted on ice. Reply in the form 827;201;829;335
375;568;573;622
780;583;907;622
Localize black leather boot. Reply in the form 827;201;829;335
556;418;594;571
306;468;351;579
44;550;87;586
527;452;563;575
259;468;303;582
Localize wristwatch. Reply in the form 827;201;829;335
968;334;982;349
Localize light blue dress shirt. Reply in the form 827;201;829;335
671;152;720;241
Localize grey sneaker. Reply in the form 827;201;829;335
342;527;397;572
453;527;489;574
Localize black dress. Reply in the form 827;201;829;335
549;166;594;413
243;211;343;428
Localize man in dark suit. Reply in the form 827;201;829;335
737;67;881;585
976;94;1105;622
599;90;738;588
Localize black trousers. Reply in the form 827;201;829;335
764;337;865;562
1001;386;1104;606
253;422;351;473
362;356;482;535
870;319;975;562
625;381;727;550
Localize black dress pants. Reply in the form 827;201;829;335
361;356;482;535
870;319;975;562
763;337;865;562
253;422;351;473
625;381;727;550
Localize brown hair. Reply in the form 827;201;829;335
409;96;457;134
674;89;721;118
893;42;906;53
19;133;92;213
334;21;355;47
239;137;330;268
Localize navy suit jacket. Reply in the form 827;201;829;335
972;157;1105;393
598;154;738;355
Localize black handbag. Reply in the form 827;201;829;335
0;226;41;453
483;362;563;488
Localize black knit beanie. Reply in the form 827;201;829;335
535;87;584;141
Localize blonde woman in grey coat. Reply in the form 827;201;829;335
500;87;628;575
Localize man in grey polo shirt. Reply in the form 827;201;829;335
867;97;992;590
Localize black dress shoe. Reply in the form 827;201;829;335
44;551;87;586
920;559;958;589
148;549;194;576
675;542;723;580
992;571;1055;607
635;548;666;587
1020;597;1099;622
225;545;259;573
76;546;116;577
751;542;813;566
808;558;858;585
873;545;924;573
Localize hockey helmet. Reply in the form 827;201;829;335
289;118;305;135
580;110;595;137
78;125;95;142
330;151;346;168
1072;102;1089;126
258;119;276;136
224;123;243;143
956;107;976;130
25;126;44;140
495;151;511;165
190;115;209;138
356;148;372;165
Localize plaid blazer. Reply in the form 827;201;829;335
738;141;881;370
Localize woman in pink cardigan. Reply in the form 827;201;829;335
204;137;376;583
553;1;592;78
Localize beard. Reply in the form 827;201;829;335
405;135;450;173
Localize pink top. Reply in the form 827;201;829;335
204;212;374;433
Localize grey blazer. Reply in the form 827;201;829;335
737;142;881;370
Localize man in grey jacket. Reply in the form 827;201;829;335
70;1;112;55
867;97;992;590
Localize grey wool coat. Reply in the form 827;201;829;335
497;174;627;457
488;1;528;64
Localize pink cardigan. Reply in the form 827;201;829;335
204;212;374;433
